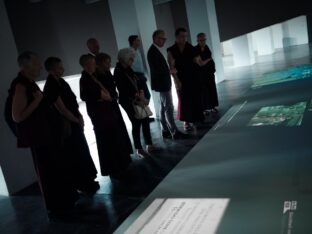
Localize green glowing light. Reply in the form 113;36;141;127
248;102;307;127
252;64;312;88
309;99;312;112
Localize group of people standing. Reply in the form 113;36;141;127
6;27;218;215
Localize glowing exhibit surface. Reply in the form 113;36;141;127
248;102;307;127
125;198;230;234
252;64;312;88
309;99;312;111
0;166;9;196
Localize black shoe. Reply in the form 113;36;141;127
78;181;100;196
162;131;172;139
172;131;189;140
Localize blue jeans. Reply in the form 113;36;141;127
159;90;177;135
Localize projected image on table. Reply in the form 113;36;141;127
125;198;229;234
248;102;307;127
309;99;312;112
252;64;312;88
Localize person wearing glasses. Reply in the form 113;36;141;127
195;32;219;114
147;29;188;139
79;54;132;179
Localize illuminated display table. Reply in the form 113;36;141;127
114;66;312;234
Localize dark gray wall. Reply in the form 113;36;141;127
153;2;176;46
215;0;312;42
169;0;191;42
0;0;37;195
153;0;191;46
5;0;118;80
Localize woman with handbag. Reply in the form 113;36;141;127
79;54;132;179
114;48;159;158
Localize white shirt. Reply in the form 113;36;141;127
153;43;162;52
153;43;169;66
131;48;145;74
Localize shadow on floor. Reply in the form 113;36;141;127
2;113;220;234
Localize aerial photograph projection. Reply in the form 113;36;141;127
309;99;312;111
248;102;307;127
252;64;312;88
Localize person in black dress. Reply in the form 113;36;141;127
167;28;210;131
11;51;78;213
114;48;159;158
95;53;133;156
195;33;219;114
79;54;132;178
43;57;99;194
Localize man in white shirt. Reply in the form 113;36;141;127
128;35;151;101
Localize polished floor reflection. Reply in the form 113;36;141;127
0;44;311;234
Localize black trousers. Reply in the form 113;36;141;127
94;129;132;176
62;123;98;190
121;102;152;150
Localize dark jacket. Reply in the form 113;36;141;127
147;44;172;92
114;63;138;106
194;44;216;74
9;73;56;147
80;71;117;129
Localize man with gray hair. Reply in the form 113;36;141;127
147;29;187;139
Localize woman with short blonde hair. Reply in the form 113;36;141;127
114;48;159;158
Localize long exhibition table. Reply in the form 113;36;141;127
114;65;312;234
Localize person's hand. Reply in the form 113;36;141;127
170;68;178;75
174;79;182;91
33;91;43;102
100;90;112;101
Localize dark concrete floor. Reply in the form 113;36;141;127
0;44;311;234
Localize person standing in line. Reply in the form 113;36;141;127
167;28;210;131
147;29;188;139
195;33;219;114
43;57;99;194
79;54;132;179
10;51;79;213
95;52;133;161
128;35;152;104
114;48;159;158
